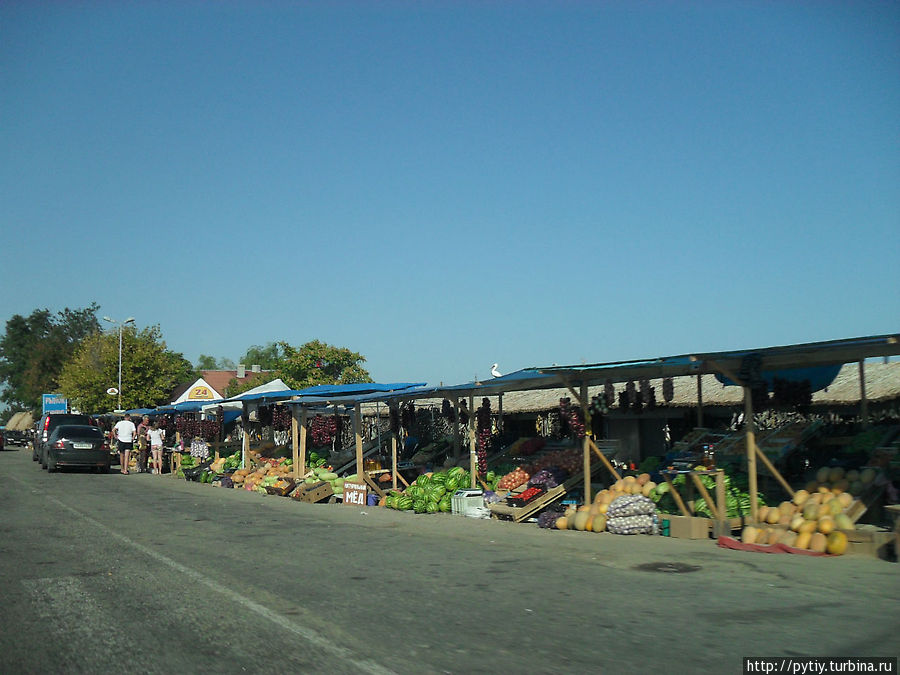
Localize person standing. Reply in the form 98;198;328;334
136;415;151;473
113;413;137;475
147;421;165;476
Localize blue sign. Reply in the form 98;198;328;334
42;394;68;415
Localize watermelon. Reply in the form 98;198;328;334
439;497;452;512
397;496;414;510
426;501;439;514
413;499;427;514
431;473;447;486
448;466;465;479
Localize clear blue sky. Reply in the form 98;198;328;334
2;2;898;387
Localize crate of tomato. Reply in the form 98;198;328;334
507;485;546;508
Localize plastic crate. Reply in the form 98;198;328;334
451;489;484;516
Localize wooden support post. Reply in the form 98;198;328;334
714;470;728;537
754;446;795;498
299;408;308;479
362;471;385;498
697;374;704;428
291;398;300;480
664;475;692;517
354;403;363;479
581;381;591;505
744;386;759;524
689;472;721;521
588;438;621;481
391;433;398;490
469;394;476;488
498;393;503;434
452;397;461;459
859;360;869;428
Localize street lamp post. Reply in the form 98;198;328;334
103;316;135;411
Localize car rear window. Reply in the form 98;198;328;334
54;425;103;438
46;414;92;427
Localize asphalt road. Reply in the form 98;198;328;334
1;446;898;674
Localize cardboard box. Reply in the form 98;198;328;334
661;514;709;539
293;481;334;503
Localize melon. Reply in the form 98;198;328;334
567;512;577;529
792;489;810;507
816;503;831;520
818;485;832;495
860;468;877;484
756;528;771;545
798;520;818;535
565;505;577;517
816;467;830;483
845;469;860;483
555;517;568;530
742;526;759;544
817;516;835;535
765;508;781;525
802;503;819;521
591;514;607;532
795;531;812;549
578;504;592;512
765;529;781;546
593;490;606;504
834;513;853;531
790;515;805;532
778;531;798;547
630;483;644;495
777;514;793;527
849;481;864;496
623;475;637;485
805;480;819;494
612;480;625;492
837;492;853;509
574;511;591;531
808;493;823;505
826;531;848;555
809;532;827;553
758;506;770;523
828;467;845;483
637;473;651;486
828;499;843;517
778;501;795;518
832;479;849;494
597;502;609;514
820;492;835;505
642;481;657;497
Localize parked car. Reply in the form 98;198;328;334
34;413;93;466
44;425;111;473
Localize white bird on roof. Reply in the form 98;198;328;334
491;363;502;378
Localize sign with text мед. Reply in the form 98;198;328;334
342;481;368;506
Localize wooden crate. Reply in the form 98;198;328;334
293;481;334;503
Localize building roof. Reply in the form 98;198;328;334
199;370;266;398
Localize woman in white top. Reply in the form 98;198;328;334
147;422;166;475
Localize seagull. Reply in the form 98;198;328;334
490;363;503;378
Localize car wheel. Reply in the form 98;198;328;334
101;463;111;474
47;453;57;473
40;447;48;469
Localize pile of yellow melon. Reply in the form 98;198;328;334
606;473;657;500
741;484;856;555
555;503;607;532
804;466;877;497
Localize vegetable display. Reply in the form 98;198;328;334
383;467;470;513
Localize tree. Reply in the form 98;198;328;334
239;342;285;370
278;340;373;389
58;324;193;413
196;354;235;370
0;304;100;413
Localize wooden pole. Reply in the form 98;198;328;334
391;433;398;490
663;475;692;517
697;374;704;428
291;398;300;479
714;469;728;537
452;397;461;459
689;472;722;521
242;401;250;469
588;438;621;481
581;381;591;505
744;386;759;523
469;394;477;488
754;446;795;498
354;403;363;479
498;393;503;434
299;407;308;478
859;360;869;428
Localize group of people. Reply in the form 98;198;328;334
111;413;166;475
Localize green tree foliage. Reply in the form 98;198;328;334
278;340;373;389
0;304;100;413
196;354;235;370
239;342;285;370
58;325;193;413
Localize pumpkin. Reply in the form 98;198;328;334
591;514;607;532
826;531;848;555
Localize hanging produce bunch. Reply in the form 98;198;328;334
257;405;274;427
640;379;656;410
310;414;340;447
558;397;585;438
771;378;813;411
557;398;571;436
271;405;293;431
400;402;416;433
604;380;615;407
389;405;400;433
458;399;469;425
662;377;674;403
475;397;492;473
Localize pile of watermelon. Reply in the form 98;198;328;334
383;467;471;514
